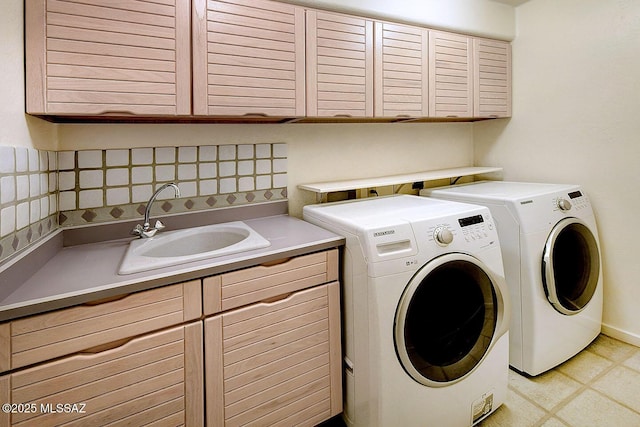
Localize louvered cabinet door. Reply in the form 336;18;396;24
25;0;191;116
429;30;473;118
306;10;374;118
0;280;202;372
374;21;428;118
192;0;305;117
4;323;203;426
474;37;512;118
203;249;339;315
205;282;342;427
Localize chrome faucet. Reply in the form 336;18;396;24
132;183;181;238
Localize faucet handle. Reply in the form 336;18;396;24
131;224;144;236
154;220;166;230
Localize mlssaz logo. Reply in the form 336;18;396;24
374;230;395;237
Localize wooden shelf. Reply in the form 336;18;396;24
298;166;502;195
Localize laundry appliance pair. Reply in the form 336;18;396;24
303;180;603;427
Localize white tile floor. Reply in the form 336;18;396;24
320;334;640;427
322;334;640;427
479;334;640;427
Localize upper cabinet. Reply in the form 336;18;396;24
25;0;191;116
192;0;306;117
429;30;473;118
473;37;512;118
25;0;511;121
374;21;428;118
306;10;374;118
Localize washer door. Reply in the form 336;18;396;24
542;217;600;315
394;253;506;387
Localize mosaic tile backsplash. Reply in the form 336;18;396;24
0;143;288;264
0;146;58;264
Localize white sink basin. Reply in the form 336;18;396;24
119;221;271;275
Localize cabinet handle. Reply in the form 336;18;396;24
83;293;130;306
260;292;294;304
260;257;292;267
79;337;133;354
99;110;136;116
333;114;353;118
242;113;269;117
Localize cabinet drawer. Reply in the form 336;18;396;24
203;249;338;315
205;282;341;426
0;280;202;372
0;322;203;426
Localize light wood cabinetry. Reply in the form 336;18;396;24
192;0;306;117
306;10;374;117
25;0;191;116
0;280;203;426
0;323;203;426
24;1;510;121
0;280;201;372
429;30;474;118
203;249;342;426
202;250;338;314
0;248;342;426
473;37;512;118
374;21;429;118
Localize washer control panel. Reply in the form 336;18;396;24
457;214;493;243
425;213;495;247
553;190;590;212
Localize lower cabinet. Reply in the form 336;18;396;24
0;322;204;426
205;282;342;427
0;249;342;426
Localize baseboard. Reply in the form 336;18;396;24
601;322;640;348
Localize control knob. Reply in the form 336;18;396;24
434;226;454;246
557;198;572;211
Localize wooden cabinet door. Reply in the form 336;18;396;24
474;37;512;118
306;10;374;117
205;282;342;427
192;0;305;117
203;249;339;315
374;21;428;118
429;30;473;118
25;0;191;116
0;280;201;372
4;323;203;426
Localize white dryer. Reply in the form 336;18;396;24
422;181;603;376
303;195;510;427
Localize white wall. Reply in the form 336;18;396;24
58;122;473;218
474;0;640;344
283;0;516;40
0;1;56;150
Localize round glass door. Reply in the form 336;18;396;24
542;218;600;315
394;254;499;386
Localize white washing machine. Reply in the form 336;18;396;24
422;181;603;376
303;195;510;427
